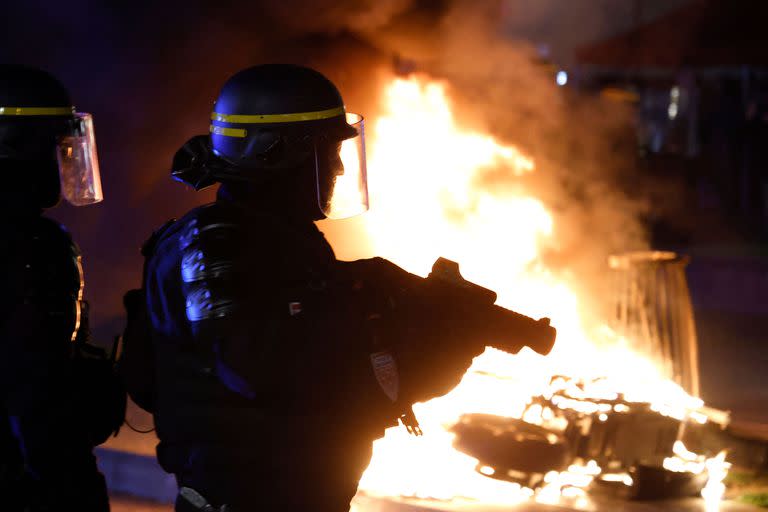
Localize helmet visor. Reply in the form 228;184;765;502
316;113;368;219
56;112;103;206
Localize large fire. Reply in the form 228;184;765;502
334;76;729;510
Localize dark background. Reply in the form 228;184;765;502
2;0;766;426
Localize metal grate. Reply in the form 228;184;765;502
609;251;700;397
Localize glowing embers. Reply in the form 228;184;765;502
664;441;731;508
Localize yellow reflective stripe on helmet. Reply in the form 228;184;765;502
0;106;75;116
211;106;344;124
210;125;247;138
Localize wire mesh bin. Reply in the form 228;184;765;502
609;251;700;397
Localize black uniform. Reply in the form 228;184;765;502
125;181;490;511
0;214;109;511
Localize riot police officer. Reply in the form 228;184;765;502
123;64;490;511
0;65;121;511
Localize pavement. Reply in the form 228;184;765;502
111;496;170;511
110;492;765;512
99;430;765;512
352;494;764;512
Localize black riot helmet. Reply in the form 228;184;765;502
0;64;104;210
172;64;369;220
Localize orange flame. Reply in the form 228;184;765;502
334;76;728;509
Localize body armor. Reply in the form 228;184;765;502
124;186;492;511
133;194;398;511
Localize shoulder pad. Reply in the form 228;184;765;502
16;217;83;300
3;216;84;341
29;216;80;254
177;204;241;322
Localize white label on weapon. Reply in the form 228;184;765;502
370;351;399;402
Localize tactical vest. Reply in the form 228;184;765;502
139;201;400;509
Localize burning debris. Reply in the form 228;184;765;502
451;373;730;501
324;75;734;509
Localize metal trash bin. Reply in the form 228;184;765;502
609;251;700;397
